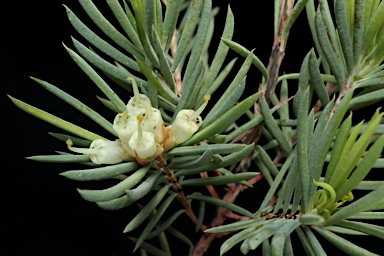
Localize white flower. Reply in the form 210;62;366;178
126;77;152;116
67;139;126;165
112;111;138;143
128;114;163;160
171;94;210;144
141;106;165;143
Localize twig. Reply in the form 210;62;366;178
264;0;294;102
156;155;207;231
201;172;221;199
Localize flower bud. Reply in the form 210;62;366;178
141;105;165;143
67;139;126;165
126;77;152;116
170;94;210;144
112;111;138;143
128;114;163;160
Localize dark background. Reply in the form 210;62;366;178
1;0;383;255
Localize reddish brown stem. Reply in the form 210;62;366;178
156;156;207;231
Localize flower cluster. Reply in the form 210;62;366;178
68;78;210;165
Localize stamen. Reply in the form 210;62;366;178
189;94;210;121
67;145;98;155
66;139;73;147
137;114;144;140
128;77;140;103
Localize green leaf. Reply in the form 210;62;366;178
165;226;194;253
77;165;150;202
336;220;384;239
312;226;378;255
353;0;365;65
187;193;255;219
283;235;294;256
270;219;301;256
324;225;367;236
48;132;91;147
196;199;205;232
9;96;105;141
279;79;293;147
64;5;140;72
240;219;287;254
106;0;143;51
335;0;354;75
71;37;143;91
199;6;234;98
169;149;213;169
180;172;258;186
306;0;330;74
220;219;277;255
174;60;203;116
336;134;384;200
355;181;384;190
63;44;126;112
146;209;185;239
135;57;178;104
299;213;325;226
360;1;384;59
96;195;133;210
315;8;345;92
171;0;204;71
281;155;298;215
134;193;178;252
182;92;262;146
348;212;384;220
296;53;311;211
162;0;183;51
262;239;271;256
324;113;352;183
150;27;176;91
348;88;384;110
225;114;264;143
257;145;280;176
198;58;237;107
221;38;268;82
258;151;294;212
78;0;143;58
303;227;327;256
27;154;90;163
308;50;330;107
129;237;170;256
216;168;253;187
331;110;383;192
166;143;245;156
123;184;172;233
130;0;160;68
182;0;211;85
202;77;246;129
126;171;163;201
203;50;254;126
260;97;292;155
31;77;117;136
296;227;316;256
96;96;119;113
205;218;264;234
254;159;274;186
308;90;353;205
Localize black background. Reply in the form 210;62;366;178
1;0;383;255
